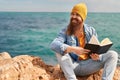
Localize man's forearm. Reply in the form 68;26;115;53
64;46;75;53
64;46;90;55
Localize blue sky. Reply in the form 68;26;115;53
0;0;120;12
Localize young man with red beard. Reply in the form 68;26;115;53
50;3;118;80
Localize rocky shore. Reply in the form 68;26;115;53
0;52;120;80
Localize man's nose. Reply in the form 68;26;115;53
72;14;77;18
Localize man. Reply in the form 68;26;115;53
50;3;118;80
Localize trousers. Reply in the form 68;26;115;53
56;50;118;80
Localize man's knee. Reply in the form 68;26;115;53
56;53;71;62
107;50;118;61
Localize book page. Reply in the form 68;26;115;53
89;35;100;45
100;38;112;46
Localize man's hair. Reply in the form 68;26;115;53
66;3;87;35
66;17;82;35
66;24;74;35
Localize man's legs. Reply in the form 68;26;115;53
74;50;118;80
56;50;118;80
56;53;77;80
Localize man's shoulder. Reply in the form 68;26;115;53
57;26;67;35
60;26;67;32
84;24;95;31
84;24;94;28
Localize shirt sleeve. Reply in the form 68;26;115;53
50;27;69;55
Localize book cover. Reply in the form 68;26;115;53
84;35;113;54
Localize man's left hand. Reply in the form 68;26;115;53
90;53;99;60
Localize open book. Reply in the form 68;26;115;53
84;35;113;54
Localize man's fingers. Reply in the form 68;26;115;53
83;49;90;53
90;53;99;60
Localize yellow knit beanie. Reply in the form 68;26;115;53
72;3;87;21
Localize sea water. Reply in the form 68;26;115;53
0;12;120;65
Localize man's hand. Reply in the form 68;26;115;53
66;46;90;55
73;46;90;55
90;53;99;60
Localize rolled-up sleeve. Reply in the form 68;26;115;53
50;28;69;55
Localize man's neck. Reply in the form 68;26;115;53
78;23;84;32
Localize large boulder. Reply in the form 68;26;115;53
0;52;119;80
0;52;50;80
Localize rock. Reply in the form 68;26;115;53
48;65;120;80
0;52;11;60
0;53;50;80
0;52;119;80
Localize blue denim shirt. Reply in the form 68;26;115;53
50;24;98;61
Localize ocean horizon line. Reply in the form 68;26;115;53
0;11;120;14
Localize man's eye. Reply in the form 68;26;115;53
71;13;74;16
76;14;80;16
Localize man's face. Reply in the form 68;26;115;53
70;12;83;27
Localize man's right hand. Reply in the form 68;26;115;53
66;46;90;55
